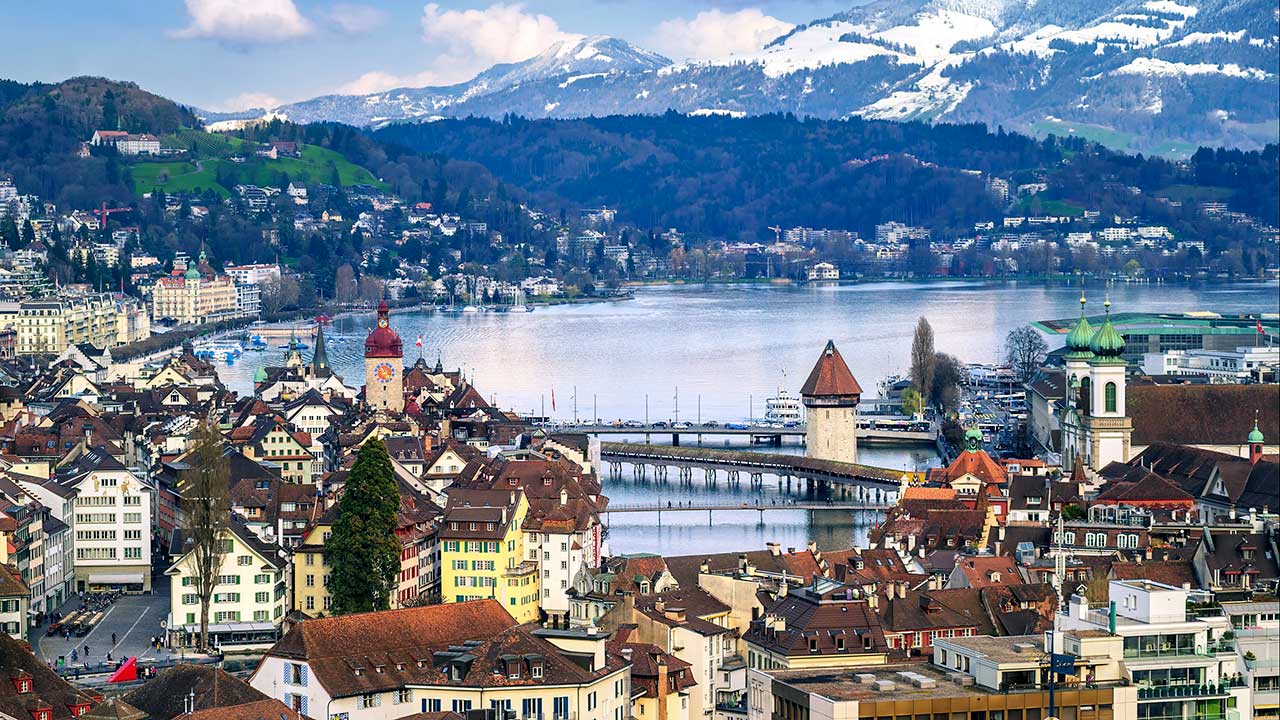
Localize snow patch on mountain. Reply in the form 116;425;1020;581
874;9;998;61
1110;57;1272;79
708;21;910;77
1143;0;1197;17
1169;29;1247;46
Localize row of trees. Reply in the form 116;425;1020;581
180;429;401;650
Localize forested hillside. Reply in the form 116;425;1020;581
375;114;1280;242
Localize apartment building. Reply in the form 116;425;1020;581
1059;579;1252;720
165;515;287;649
440;489;540;623
17;294;149;355
55;447;153;592
250;601;631;720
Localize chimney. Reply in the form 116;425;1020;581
998;525;1006;541
766;542;781;556
778;581;788;598
559;487;568;506
699;558;710;574
1144;545;1152;561
654;599;666;613
655;654;670;720
806;540;818;554
1069;593;1088;620
866;593;878;610
994;541;1002;557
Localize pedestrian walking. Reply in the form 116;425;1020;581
83;644;89;657
111;632;117;645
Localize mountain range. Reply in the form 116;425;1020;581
199;0;1278;155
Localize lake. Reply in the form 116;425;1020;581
216;278;1280;555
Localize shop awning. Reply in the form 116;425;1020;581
179;622;277;634
87;574;144;586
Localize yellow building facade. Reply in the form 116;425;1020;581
292;522;332;616
440;490;540;623
149;269;239;325
17;294;149;355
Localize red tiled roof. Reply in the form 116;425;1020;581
176;699;296;720
800;341;862;397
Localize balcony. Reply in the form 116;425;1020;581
998;679;1129;693
1137;684;1231;701
1137;713;1237;720
504;561;539;577
1123;645;1208;660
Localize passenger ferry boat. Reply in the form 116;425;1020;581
193;341;244;363
764;388;803;423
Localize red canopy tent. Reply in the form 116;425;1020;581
107;656;137;683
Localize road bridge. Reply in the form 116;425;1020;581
545;421;936;446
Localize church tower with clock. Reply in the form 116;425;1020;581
364;300;405;412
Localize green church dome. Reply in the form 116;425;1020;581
1089;298;1125;362
964;427;984;452
184;266;201;280
1249;416;1265;444
253;365;267;383
1065;293;1095;358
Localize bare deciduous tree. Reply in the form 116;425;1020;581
180;422;231;651
335;264;357;304
358;276;385;304
910;317;936;403
1005;326;1049;383
260;275;300;314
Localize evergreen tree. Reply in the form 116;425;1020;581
325;439;400;614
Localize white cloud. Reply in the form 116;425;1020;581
173;0;313;44
215;92;284;111
334;3;576;95
336;70;432;95
327;3;388;34
650;8;793;62
420;3;576;84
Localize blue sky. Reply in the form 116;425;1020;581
0;0;849;110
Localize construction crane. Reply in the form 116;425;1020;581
767;225;782;243
93;202;131;229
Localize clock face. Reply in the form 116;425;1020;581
373;362;396;384
378;317;388;328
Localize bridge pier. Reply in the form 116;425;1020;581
750;472;763;486
679;466;692;484
704;468;717;485
609;462;622;480
633;463;647;481
726;470;739;485
672;434;680;447
655;465;668;482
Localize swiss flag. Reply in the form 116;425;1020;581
1258;319;1266;334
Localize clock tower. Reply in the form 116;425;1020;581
364;300;404;412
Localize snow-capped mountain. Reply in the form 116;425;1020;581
255;0;1277;154
259;36;671;127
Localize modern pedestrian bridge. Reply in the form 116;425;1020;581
599;442;906;503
